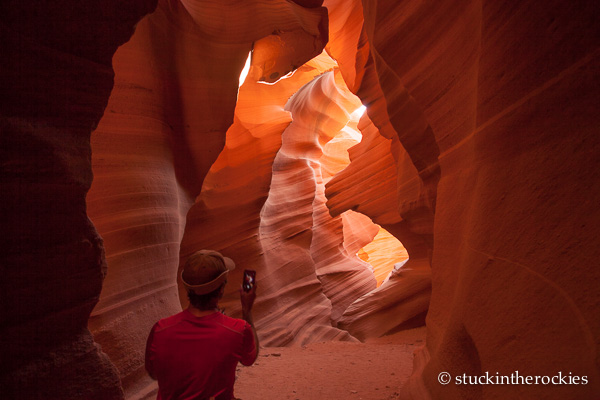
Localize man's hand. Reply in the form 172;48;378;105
240;283;256;317
240;282;259;358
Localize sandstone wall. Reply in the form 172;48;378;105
0;1;158;398
2;0;598;399
348;0;600;398
86;0;329;396
324;0;434;346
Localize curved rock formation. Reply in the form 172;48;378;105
325;109;433;340
3;0;599;398
0;1;157;399
178;66;379;347
85;0;329;396
352;1;600;399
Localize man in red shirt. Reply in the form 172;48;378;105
145;250;259;400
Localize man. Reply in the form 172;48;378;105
145;250;259;400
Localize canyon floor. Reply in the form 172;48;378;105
235;326;426;400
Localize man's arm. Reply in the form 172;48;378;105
240;283;259;362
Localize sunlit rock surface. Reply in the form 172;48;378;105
358;227;409;287
2;0;599;399
85;0;329;396
178;65;379;347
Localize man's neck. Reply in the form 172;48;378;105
187;305;218;317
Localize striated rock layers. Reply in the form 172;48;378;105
2;0;599;399
0;1;158;399
85;0;330;397
180;66;379;348
347;1;600;399
325;0;434;344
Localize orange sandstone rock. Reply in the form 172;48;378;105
359;227;409;287
355;1;600;399
3;0;599;399
86;0;329;394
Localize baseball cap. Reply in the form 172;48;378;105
181;250;236;295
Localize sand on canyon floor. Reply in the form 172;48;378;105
234;326;426;400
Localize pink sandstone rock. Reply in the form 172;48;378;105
86;0;329;395
2;0;599;399
178;65;380;347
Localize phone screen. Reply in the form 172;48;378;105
242;270;256;292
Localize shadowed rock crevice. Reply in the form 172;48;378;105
0;1;158;398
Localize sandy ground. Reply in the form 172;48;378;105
234;327;426;400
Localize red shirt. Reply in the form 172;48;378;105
145;310;257;400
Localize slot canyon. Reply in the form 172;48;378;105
1;0;598;399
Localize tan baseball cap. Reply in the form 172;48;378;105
181;250;236;295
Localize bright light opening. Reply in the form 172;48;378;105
350;105;367;120
257;69;296;85
239;52;252;87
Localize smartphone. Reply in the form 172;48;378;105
242;270;256;292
